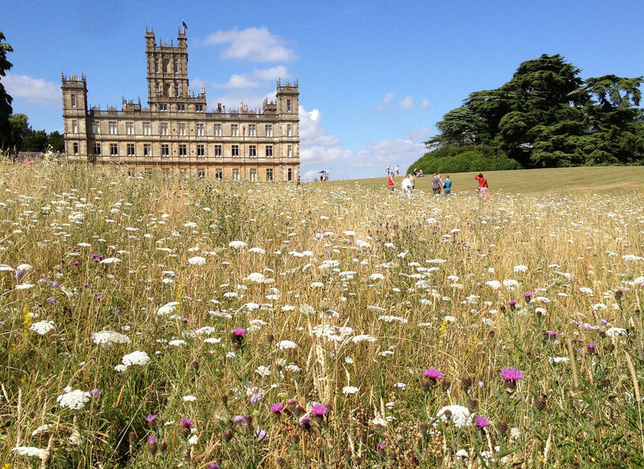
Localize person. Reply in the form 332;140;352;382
443;175;452;195
432;173;443;195
386;164;390;175
474;173;491;198
395;164;400;175
387;172;396;191
401;174;413;197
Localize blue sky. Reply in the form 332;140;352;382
4;0;644;180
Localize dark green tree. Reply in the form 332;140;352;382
8;113;28;150
424;54;644;170
0;31;13;150
48;130;65;152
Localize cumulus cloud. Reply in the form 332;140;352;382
207;65;290;89
376;92;395;112
4;74;59;105
421;98;430;109
200;27;298;63
399;96;413;109
299;105;425;180
410;126;432;141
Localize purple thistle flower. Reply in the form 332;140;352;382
547;330;558;337
269;403;284;413
523;292;533;297
146;414;157;423
233;328;246;337
148;435;157;444
89;389;101;396
180;417;194;429
250;393;263;404
586;342;597;349
500;367;524;382
231;415;248;425
424;368;443;380
475;416;490;428
208;465;220;469
299;417;311;425
311;404;329;416
255;428;267;441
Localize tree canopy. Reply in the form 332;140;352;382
0;31;14;150
420;54;644;171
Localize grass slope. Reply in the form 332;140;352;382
328;166;644;194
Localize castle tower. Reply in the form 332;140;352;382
276;79;299;116
145;26;199;111
61;73;89;155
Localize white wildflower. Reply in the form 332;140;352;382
183;395;197;402
256;365;271;377
437;405;472;427
342;386;359;394
30;320;55;335
115;364;128;372
246;272;266;283
606;327;627;337
187;256;206;265
485;280;502;290
156;301;180;316
92;330;131;345
99;257;121;264
122;351;150;366
12;446;47;459
15;283;34;290
57;388;91;410
513;265;528;272
276;340;298;350
228;240;247;249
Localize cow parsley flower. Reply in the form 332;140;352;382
13;446;47;459
57;388;91;410
92;330;131;345
122;351;151;366
30;320;55;335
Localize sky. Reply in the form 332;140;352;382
3;0;644;180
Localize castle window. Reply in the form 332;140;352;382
231;145;239;157
249;145;257;157
160;104;168;111
196;104;204;112
287;99;291;111
178;123;186;136
249;169;257;182
126;122;134;135
174;59;178;73
196;144;205;156
93;143;101;155
196;123;204;136
110;143;118;156
155;59;159;73
266;169;274;182
287;145;292;157
143;123;151;135
265;145;273;157
73;142;79;154
215;168;223;181
109;122;117;135
197;168;205;179
214;145;222;157
92;122;100;134
143;144;151;156
127;144;135;156
179;144;187;156
249;124;256;137
287;124;292;137
232;168;240;181
287;168;293;181
231;124;239;137
177;104;185;111
214;124;222;136
161;144;169;156
72;120;78;134
160;123;168;136
265;125;273;137
71;94;76;107
175;85;179;97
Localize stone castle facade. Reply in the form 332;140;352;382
62;27;299;182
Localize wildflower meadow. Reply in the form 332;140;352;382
1;162;644;468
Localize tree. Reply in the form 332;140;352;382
425;54;644;169
48;131;65;152
0;31;13;150
8;113;28;150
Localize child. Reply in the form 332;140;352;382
474;173;491;198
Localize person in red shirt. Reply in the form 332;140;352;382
388;172;396;191
474;173;491;198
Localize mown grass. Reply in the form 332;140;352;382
1;161;644;468
333;166;644;195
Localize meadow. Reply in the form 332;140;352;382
1;162;644;468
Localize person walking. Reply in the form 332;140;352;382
474;173;491;198
401;174;413;197
432;173;443;195
395;164;400;175
443;175;452;195
386;164;390;175
387;172;396;191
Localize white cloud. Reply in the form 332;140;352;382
209;66;291;89
410;126;431;141
299;106;425;180
4;74;59;105
201;27;298;63
399;96;413;109
376;92;395;112
421;99;430;109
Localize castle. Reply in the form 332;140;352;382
62;26;300;182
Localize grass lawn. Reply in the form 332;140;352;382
324;166;644;195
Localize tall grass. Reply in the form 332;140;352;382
1;161;644;468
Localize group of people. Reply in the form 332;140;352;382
386;171;492;198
